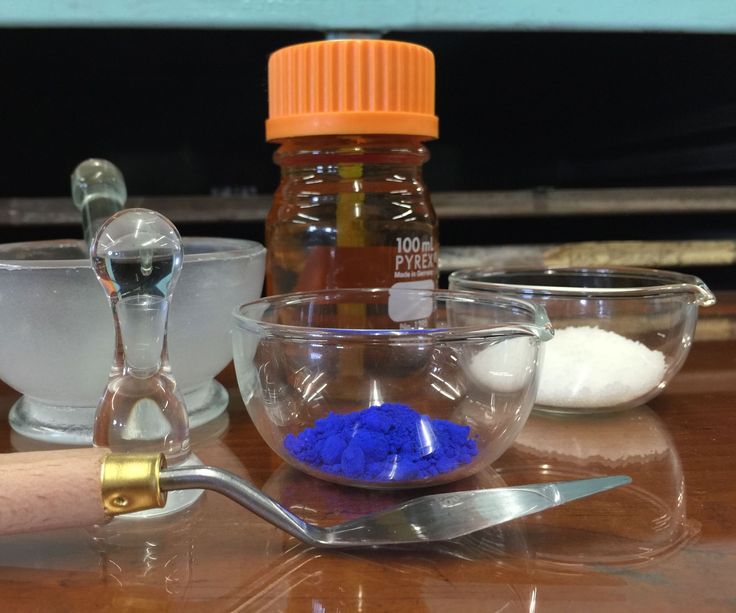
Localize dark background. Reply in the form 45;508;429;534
2;29;735;288
2;29;736;197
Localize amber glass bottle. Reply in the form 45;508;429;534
265;39;439;295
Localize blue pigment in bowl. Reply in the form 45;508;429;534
283;403;478;482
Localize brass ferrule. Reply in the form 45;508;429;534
100;452;167;516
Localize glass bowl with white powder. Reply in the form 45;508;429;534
449;267;715;413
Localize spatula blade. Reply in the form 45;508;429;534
325;475;631;546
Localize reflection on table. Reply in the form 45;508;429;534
1;324;735;611
495;406;697;570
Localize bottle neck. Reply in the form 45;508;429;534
273;135;430;170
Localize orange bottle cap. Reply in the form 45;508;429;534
266;39;438;141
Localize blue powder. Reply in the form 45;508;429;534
283;403;478;482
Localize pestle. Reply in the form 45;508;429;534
71;158;127;246
90;207;202;516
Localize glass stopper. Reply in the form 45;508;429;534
90;208;191;465
71;158;127;246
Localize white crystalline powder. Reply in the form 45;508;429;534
535;326;667;408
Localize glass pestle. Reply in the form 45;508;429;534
90;208;191;465
72;158;127;246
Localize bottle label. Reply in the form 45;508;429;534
285;239;437;293
393;236;436;281
388;279;434;322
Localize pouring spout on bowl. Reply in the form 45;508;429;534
686;280;717;307
435;322;554;344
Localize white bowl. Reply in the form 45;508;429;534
0;237;265;443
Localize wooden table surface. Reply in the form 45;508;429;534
1;295;736;612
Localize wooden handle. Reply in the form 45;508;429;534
0;447;109;536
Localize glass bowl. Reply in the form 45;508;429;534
449;267;715;413
232;288;552;489
0;237;265;443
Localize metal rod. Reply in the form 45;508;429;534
159;465;327;546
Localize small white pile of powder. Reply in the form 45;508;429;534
467;336;534;393
536;326;666;408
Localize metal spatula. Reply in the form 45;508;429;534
0;448;630;547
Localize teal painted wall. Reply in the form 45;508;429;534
1;0;735;32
